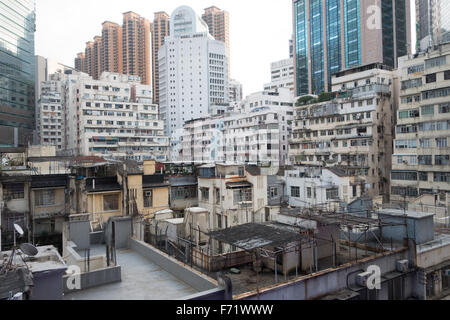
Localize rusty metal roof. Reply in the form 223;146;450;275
208;223;307;251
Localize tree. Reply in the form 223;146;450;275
296;95;315;106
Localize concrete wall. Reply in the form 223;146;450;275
69;220;91;250
129;238;218;292
31;268;67;300
235;249;410;300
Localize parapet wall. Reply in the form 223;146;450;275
129;238;218;292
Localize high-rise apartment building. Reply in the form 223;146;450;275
151;12;170;105
202;6;230;76
289;63;398;200
391;42;450;205
75;12;151;87
37;73;65;150
102;21;123;74
159;6;229;139
178;105;293;169
292;0;412;97
0;0;36;147
416;0;450;51
122;12;152;86
84;36;102;80
75;53;87;74
264;58;295;92
35;56;75;145
63;72;168;161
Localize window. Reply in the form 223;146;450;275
307;187;312;199
326;188;339;200
418;155;433;165
269;187;279;198
215;188;220;205
401;78;422;90
103;194;119;211
392;171;418;181
201;188;210;201
3;183;25;200
395;140;417;149
445;70;450;80
425;56;446;69
426;73;436;83
233;188;252;205
35;190;55;207
434;172;450;183
421;105;435;116
435;155;450;165
407;64;424;74
436;138;448;148
143;190;152;208
291;187;300;198
439;103;450;114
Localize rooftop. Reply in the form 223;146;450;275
64;246;199;300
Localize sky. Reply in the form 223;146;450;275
35;0;293;96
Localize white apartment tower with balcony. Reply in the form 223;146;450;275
391;43;450;206
37;73;65;150
64;72;169;161
158;6;229;139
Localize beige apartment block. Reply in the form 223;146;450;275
391;42;450;207
202;6;230;76
151;12;170;105
122;12;152;86
289;63;398;201
102;21;123;74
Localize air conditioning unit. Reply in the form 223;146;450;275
356;271;372;287
396;260;409;273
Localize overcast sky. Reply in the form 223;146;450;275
35;0;293;96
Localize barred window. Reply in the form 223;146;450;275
103;194;119;211
3;184;25;200
35;190;55;207
233;188;252;205
143;190;153;208
291;186;300;198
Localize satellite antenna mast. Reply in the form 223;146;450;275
13;223;24;248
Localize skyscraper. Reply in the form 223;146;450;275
416;0;450;50
293;0;412;97
122;12;152;86
0;0;36;147
74;52;87;74
159;6;229;138
151;12;170;105
75;12;152;87
202;6;230;76
102;21;123;74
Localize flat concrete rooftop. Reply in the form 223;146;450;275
64;247;199;300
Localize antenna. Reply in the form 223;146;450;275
20;243;38;257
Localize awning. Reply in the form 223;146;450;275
226;181;252;189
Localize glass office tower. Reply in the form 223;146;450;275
0;0;36;147
293;0;411;97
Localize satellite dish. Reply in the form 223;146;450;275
14;224;24;236
20;243;38;257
